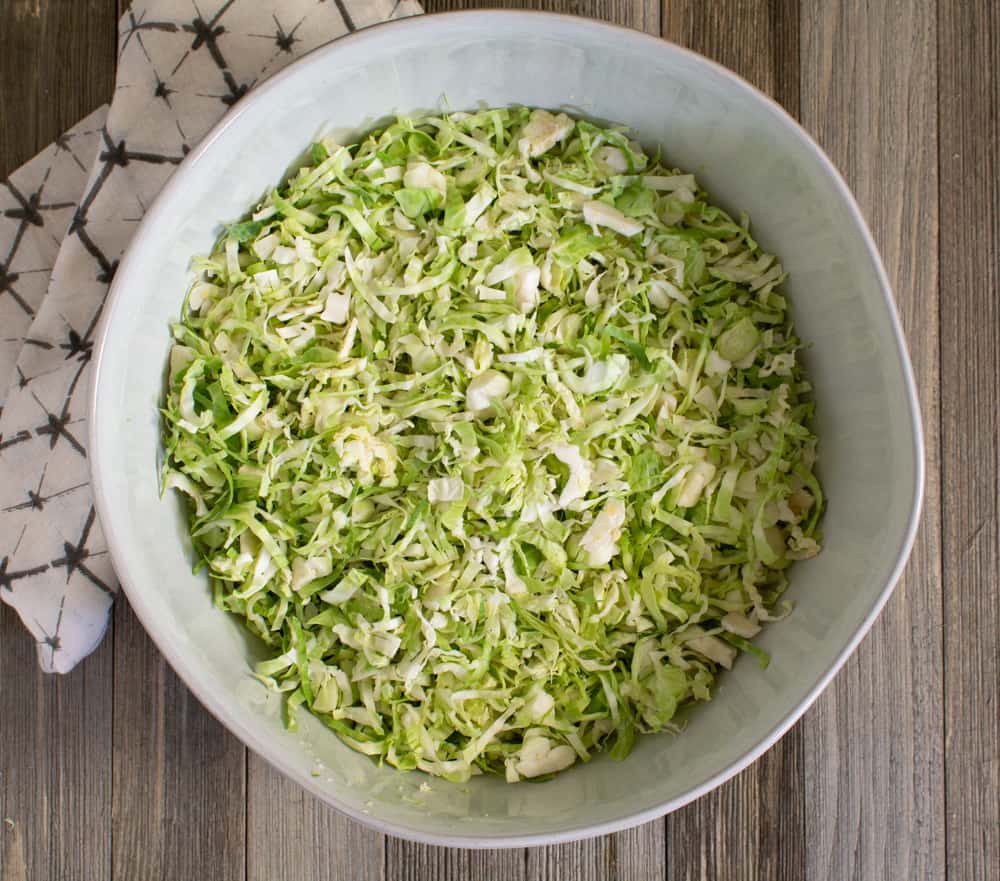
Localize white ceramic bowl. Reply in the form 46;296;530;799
90;11;923;847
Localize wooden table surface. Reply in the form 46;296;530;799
1;1;996;879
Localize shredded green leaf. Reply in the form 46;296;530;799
161;108;823;783
225;219;265;243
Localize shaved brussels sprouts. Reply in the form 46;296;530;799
162;108;823;782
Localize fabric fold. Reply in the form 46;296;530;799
0;0;422;673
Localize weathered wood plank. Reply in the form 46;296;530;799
384;824;667;881
937;1;1000;880
660;3;804;878
246;759;385;881
0;0;117;176
384;841;528;881
798;1;946;879
662;0;800;108
0;606;113;881
111;599;247;881
7;1;992;880
424;0;659;32
524;825;667;881
0;3;117;880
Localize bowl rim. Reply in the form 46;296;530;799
89;8;926;848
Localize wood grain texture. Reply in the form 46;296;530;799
384;823;666;881
0;605;113;881
524;824;667;881
0;4;117;880
798;1;946;880
660;4;805;879
111;600;246;881
384;841;528;881
3;1;998;879
247;758;386;881
424;0;659;32
662;0;800;107
937;0;1000;878
0;0;117;176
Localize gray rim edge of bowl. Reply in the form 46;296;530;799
88;9;926;849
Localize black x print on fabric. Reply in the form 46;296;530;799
49;506;112;595
0;0;422;671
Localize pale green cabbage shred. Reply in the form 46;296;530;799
162;108;823;783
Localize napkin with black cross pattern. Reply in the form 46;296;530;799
0;0;423;673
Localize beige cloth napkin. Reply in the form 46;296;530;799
0;0;422;673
